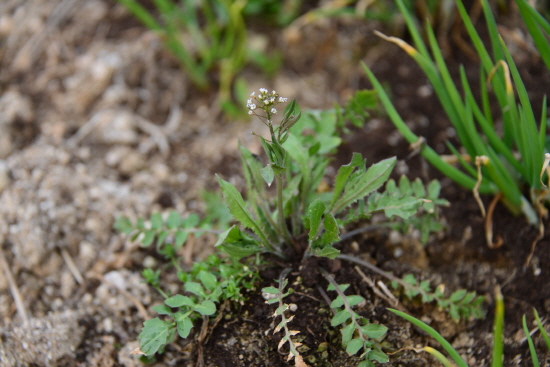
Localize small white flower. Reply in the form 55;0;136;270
270;108;277;114
248;110;253;115
271;90;276;95
278;97;288;103
270;97;276;103
247;99;252;105
250;92;255;97
259;88;268;94
248;103;257;110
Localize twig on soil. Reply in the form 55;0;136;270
354;266;401;309
0;248;29;328
60;247;84;285
485;192;503;249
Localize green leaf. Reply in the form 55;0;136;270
176;317;193;338
312;245;340;259
361;324;388;339
262;286;279;294
114;216;134;234
215;225;262;259
193;300;216;316
330;153;364;210
198;270;218;291
166;211;181;229
308;198;326;241
260;165;275;186
368;349;389;363
341;322;355;345
184;282;205;297
450;289;467;302
139;318;173;355
331;310;351;326
152;304;174;316
217;176;269;244
346;337;364;355
321;213;340;244
165;294;194;308
150;212;163;230
332;157;396;214
173;230;187;250
142;230;156;247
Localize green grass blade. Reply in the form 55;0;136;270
388;308;469;367
539;96;548;150
501;37;544;187
491;288;504;367
362;63;494;193
116;0;162;30
516;0;550;70
459;67;524;176
423;347;456;367
395;0;431;58
533;309;550;351
523;314;541;367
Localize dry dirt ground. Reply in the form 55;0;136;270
0;1;549;366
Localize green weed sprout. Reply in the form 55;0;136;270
364;0;550;226
389;288;550;367
118;88;456;362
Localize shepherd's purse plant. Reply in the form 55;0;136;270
117;88;483;366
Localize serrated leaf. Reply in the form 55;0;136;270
150;212;163;230
217;176;268;244
198;270;218;291
176;317;193;338
308;199;326;241
398;175;412;194
215;225;262;259
139;318;172;355
332;157;396;214
312;245;340;259
321;213;340;244
450;289;467;302
330;153;364;210
361;324;388;339
194;300;216;315
427;180;442;198
260;165;275;186
412;178;426;197
346;337;364;355
331;310;351;326
165;294;194;308
166;211;181;229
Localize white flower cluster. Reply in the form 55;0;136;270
246;88;288;116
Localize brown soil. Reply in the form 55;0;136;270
0;1;549;367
